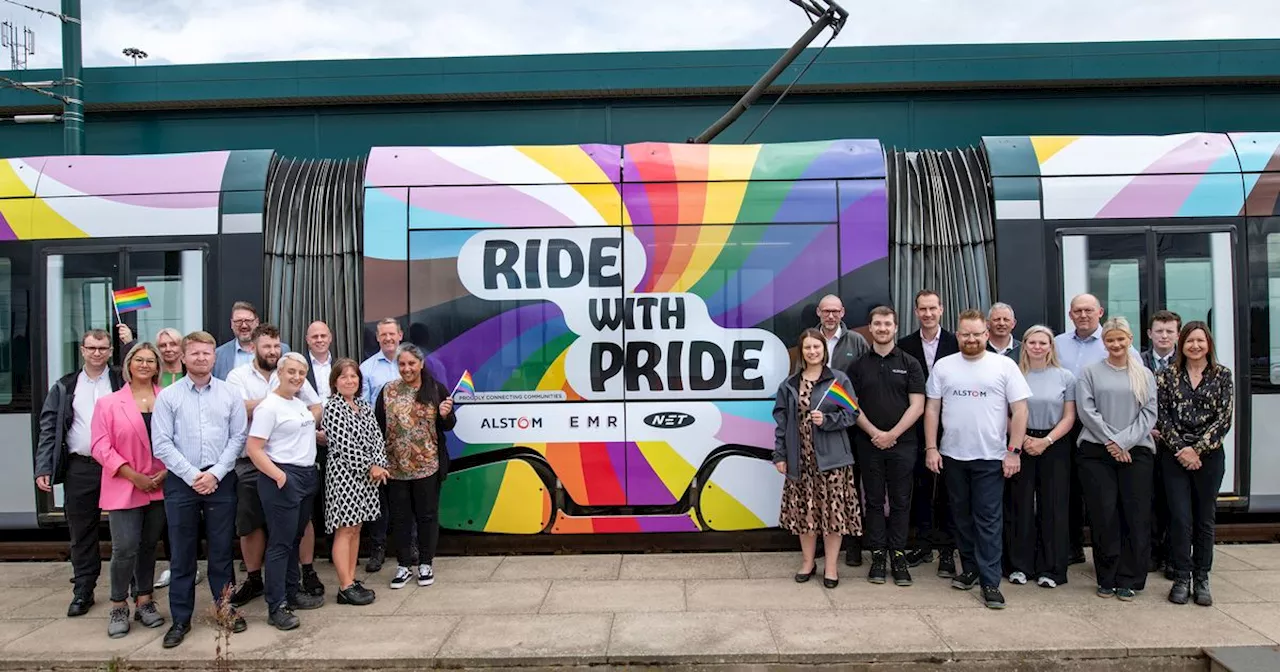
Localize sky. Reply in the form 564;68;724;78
1;0;1276;69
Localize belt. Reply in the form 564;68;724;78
69;453;98;462
1026;428;1053;439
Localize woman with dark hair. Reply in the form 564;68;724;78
376;343;456;590
1156;321;1233;606
773;328;862;589
323;358;390;606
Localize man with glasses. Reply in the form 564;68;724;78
34;330;125;617
1055;293;1110;565
213;302;290;380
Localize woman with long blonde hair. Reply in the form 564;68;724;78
1075;316;1157;602
1007;325;1077;588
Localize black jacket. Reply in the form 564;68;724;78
35;367;126;484
897;329;960;382
374;376;457;481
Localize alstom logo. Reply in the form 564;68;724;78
643;412;696;429
951;389;988;398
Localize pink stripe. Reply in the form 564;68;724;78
714;416;774;450
1097;136;1230;218
38;152;230;196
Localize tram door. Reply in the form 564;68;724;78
1059;227;1241;496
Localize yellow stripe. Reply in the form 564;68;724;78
1030;136;1078;166
706;144;762;181
634;441;696;500
484;461;551;534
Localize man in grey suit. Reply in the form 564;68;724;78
213;301;289;380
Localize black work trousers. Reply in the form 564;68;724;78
1162;448;1225;580
389;473;441;568
856;437;916;552
1005;429;1072;584
1078;440;1153;591
64;454;103;597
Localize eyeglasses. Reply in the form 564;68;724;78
81;346;111;353
132;359;158;366
819;309;842;315
231;319;257;327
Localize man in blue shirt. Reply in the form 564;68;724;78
212;302;290;380
151;331;248;649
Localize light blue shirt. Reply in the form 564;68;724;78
151;375;248;486
1054;326;1109;377
233;346;254;370
360;349;449;406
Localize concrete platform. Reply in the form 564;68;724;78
1;544;1279;670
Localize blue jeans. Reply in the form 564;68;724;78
257;464;318;611
943;456;1005;588
163;471;238;626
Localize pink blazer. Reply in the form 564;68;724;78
90;386;164;511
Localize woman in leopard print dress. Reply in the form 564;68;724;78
772;329;862;588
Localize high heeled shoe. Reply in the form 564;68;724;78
794;566;817;583
823;576;839;589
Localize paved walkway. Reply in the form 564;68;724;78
2;544;1280;669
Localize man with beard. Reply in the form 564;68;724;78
925;309;1030;609
986;303;1021;361
224;325;323;610
848;306;925;586
213;302;290;380
899;290;960;576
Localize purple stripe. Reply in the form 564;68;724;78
799;140;886;180
582;144;622;182
839;181;889;276
625;443;677;505
37;151;230;196
433;304;562;383
769;181;838;222
636;515;700;533
713;225;837;327
621;182;656;226
0;210;16;241
604;441;628;495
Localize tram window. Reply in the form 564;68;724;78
1091;259;1142;337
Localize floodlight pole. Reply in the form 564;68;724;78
60;0;82;154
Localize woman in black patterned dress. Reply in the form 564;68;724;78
322;358;390;606
1156;321;1233;607
772;328;862;588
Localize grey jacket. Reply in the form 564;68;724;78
827;324;870;376
771;367;859;480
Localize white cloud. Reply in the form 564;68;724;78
0;0;1275;70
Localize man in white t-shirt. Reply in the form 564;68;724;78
924;309;1030;610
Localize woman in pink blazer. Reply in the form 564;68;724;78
91;342;167;639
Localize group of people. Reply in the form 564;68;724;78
772;292;1233;610
32;303;456;647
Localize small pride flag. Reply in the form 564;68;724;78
818;379;859;414
112;286;151;314
451;370;476;398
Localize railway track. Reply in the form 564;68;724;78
1;522;1277;561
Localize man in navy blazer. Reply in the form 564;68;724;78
212;301;289;380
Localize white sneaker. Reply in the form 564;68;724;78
1037;576;1058;589
1009;571;1027;585
154;570;171;589
417;563;435;587
390;566;412;589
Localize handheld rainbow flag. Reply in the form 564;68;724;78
817;379;859;414
451;370;476;398
112;286;151;314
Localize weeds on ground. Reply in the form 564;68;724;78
207;583;236;671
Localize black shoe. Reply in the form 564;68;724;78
232;613;247;633
301;568;325;597
1193;577;1213;606
937;550;957;579
951;570;978;591
822;576;839;589
162;622;190;649
891;551;914;587
1168;579;1191;605
1164;568;1178;582
982;585;1006;609
287;592;325;611
845;536;863;567
867;551;887;584
268;607;300;631
365;546;386;573
793;566;816;583
1069;550;1087;565
337;583;376;606
229;578;263;607
1116;587;1136;601
66;594;94;617
905;548;932;568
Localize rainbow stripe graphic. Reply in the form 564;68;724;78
112;286;151;313
453;370;476;397
819;380;858;414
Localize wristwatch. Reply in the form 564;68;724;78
1007;445;1023;455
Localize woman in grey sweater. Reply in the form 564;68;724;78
1076;316;1158;601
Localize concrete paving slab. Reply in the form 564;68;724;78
540;579;684;613
741;551;804;579
490;554;622;581
685;578;832;611
766;609;950;663
129;613;294;664
13;585;111;620
922;606;1123;660
0;563;68;588
1217;603;1280;643
0;615;161;660
608;610;777;664
437;613;612;666
1217;545;1280;570
430;555;505;582
1215;570;1280;601
1209;550;1263;571
282;613;461;660
0;587;59;616
1000;575;1180;608
824;577;984;610
619;552;747;580
1084;605;1277;655
397;580;550;615
0;619;51;648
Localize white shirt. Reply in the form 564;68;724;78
309;351;333;398
225;362;320;456
825;326;843;366
248;393;316;467
66;369;114;456
926;352;1032;461
921;330;941;371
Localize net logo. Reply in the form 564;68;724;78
479;416;543;430
643;412;696;429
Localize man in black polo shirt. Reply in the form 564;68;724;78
849;306;926;586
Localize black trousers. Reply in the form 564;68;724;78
856;438;915;552
1151;449;1170;565
310;446;329;555
164;470;238;627
1078;441;1153;591
369;484;389;548
64;454;103;597
1067;422;1086;556
257;464;318;611
1005;429;1072;584
389;474;441;568
1162;449;1225;580
910;452;955;553
943;456;1005;588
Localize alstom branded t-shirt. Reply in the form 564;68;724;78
925;352;1032;461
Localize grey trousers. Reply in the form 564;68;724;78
107;501;166;603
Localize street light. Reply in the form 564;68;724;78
122;47;147;65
